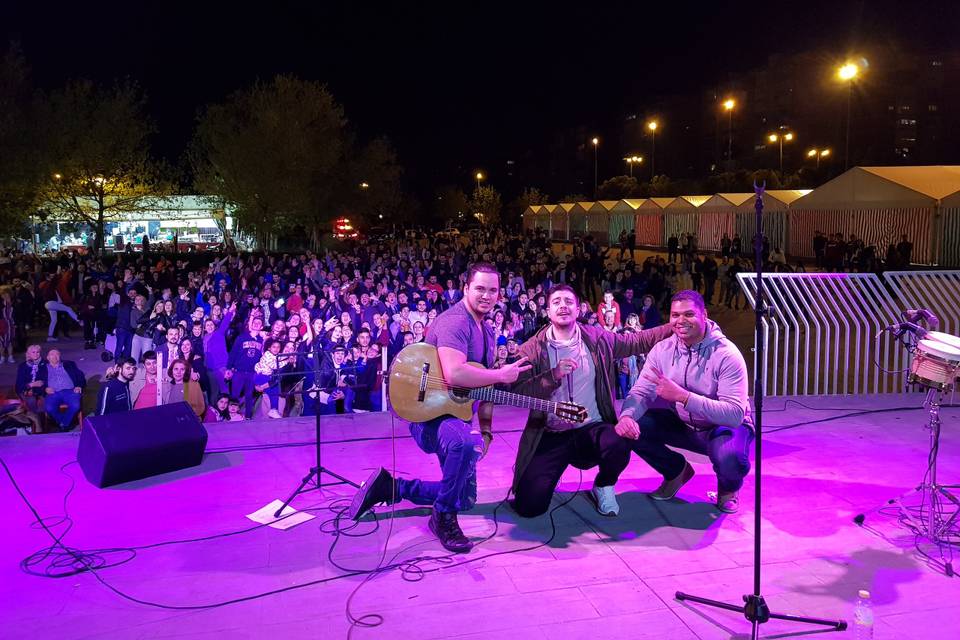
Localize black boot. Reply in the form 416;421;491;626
428;509;473;553
347;467;398;520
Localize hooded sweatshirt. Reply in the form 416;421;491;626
620;319;751;430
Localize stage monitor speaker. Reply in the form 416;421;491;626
77;402;208;488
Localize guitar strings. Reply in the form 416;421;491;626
392;373;581;409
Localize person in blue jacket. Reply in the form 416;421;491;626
96;358;136;416
37;348;87;431
226;314;264;419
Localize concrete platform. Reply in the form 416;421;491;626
2;394;959;639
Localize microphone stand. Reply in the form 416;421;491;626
273;343;359;518
675;182;847;638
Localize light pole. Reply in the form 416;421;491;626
475;171;484;192
723;99;735;167
591;137;599;199
806;148;831;169
646;120;658;178
624;155;642;178
768;129;794;179
838;62;859;170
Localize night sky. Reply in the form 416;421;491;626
3;1;957;193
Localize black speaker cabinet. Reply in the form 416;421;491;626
77;402;208;487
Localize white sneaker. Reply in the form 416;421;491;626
589;484;620;517
267;409;282;419
6;356;12;363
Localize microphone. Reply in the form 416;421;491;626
903;308;939;330
885;321;927;340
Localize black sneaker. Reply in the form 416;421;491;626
346;467;397;520
428;509;473;553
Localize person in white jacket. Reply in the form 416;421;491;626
616;289;752;513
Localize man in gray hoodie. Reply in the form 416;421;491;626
617;290;752;513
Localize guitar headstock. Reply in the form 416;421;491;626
554;402;589;424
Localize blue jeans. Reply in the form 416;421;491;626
44;389;81;429
630;408;754;492
397;416;484;513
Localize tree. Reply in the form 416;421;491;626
191;75;349;249
0;46;42;238
597;175;640;200
469;184;502;226
504;187;550;229
559;193;588;203
433;185;470;227
34;79;167;254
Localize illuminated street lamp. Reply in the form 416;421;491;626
768;129;795;177
624;155;643;178
723;98;735;165
806;148;831;169
360;182;369;189
53;173;63;180
475;172;484;191
646;120;659;177
837;61;861;170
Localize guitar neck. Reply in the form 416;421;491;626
468;386;562;414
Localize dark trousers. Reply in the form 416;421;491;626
513;422;630;518
630;409;754;493
230;371;256;418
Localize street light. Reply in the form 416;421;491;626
360;182;369;189
53;173;62;180
723;99;735;166
768;129;795;177
646;120;658;177
624;155;643;178
475;172;484;191
806;148;831;169
837;61;860;170
591;137;599;199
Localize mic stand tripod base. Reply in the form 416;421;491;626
675;592;847;634
274;465;360;519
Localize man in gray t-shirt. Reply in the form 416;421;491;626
348;262;530;553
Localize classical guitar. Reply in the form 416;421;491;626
389;342;589;424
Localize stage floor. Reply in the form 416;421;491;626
3;395;960;639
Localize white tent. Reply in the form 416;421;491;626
635;198;672;247
663;195;709;250
732;190;808;258
608;199;645;249
697;193;751;252
546;204;568;241
566;202;592;240
587;201;617;246
789;167;960;264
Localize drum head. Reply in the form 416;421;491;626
918;339;960;363
927;331;960;351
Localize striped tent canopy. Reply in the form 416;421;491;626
789;167;960;264
587;201;617;246
544;204;567;241
663;195;709;250
521;205;543;233
566;202;591;240
732;190;807;257
941;189;960;267
635;198;672;246
608;199;646;249
697;193;751;252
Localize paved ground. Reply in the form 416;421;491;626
2;394;959;639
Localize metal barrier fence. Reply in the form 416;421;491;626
736;272;909;396
883;271;960;338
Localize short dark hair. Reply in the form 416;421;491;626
670;289;706;314
141;350;157;364
465;261;500;285
119;357;137;368
546;284;579;306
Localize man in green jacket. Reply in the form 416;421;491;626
507;284;672;517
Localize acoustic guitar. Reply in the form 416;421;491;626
389;342;588;424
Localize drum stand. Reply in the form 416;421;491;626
855;388;960;575
895;389;960;546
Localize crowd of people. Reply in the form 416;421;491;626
0;224;919;433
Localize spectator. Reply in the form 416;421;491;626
96;358;136;416
165;358;206;419
0;291;15;363
39;348;86;431
16;344;46;416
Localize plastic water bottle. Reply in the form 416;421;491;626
854;589;874;639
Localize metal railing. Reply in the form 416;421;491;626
883;271;960;338
737;272;908;396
